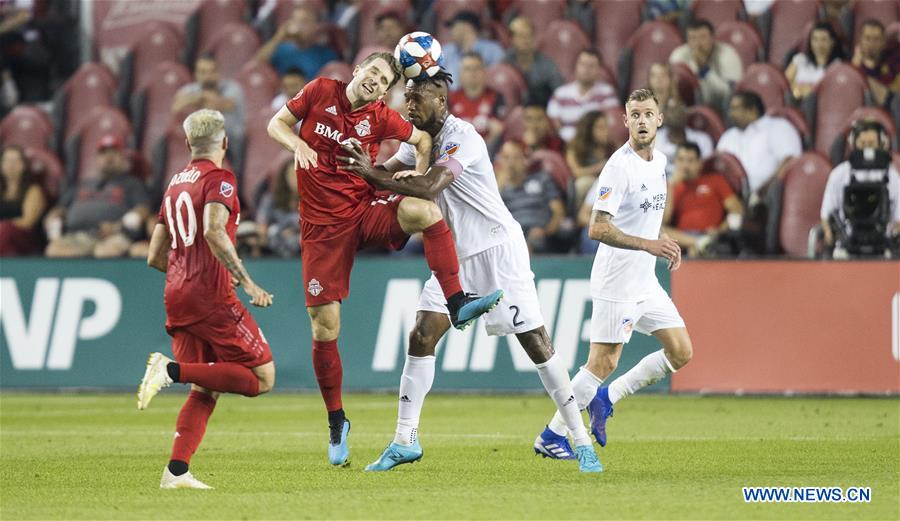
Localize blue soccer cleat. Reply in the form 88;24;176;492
328;419;351;466
587;386;614;447
533;426;576;460
450;290;504;330
364;441;423;471
574;444;603;473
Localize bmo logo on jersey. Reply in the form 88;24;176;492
313;122;350;144
0;278;122;370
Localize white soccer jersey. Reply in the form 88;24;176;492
393;114;522;259
590;142;668;302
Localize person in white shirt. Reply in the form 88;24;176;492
538;88;693;453
339;72;603;473
547;50;619;142
669;19;743;109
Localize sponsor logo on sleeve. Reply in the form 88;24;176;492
219;181;234;198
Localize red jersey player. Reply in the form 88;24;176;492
267;52;502;466
137;109;276;489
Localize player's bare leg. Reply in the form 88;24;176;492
307;301;351;466
396;198;503;330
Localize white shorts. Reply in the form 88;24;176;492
418;234;543;336
590;284;685;344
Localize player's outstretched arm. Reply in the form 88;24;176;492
338;141;453;200
146;223;170;273
268;106;317;169
590;210;680;262
203;202;273;308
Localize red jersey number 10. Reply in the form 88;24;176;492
165;192;198;249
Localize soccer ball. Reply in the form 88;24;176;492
394;32;444;81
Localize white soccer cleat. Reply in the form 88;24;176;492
137;352;174;410
160;467;213;489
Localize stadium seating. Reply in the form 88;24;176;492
594;0;645;82
236;61;280;116
845;0;899;46
716;21;764;70
272;0;327;23
760;0;819;67
690;0;746;29
618;21;684;96
536;21;592;82
356;0;411;57
509;0;566;33
686;105;726;142
801;62;870;155
25;147;64;202
771;152;831;256
735;62;790;109
353;45;392;68
185;0;248;65
433;0;491;37
130;61;192;160
63;106;133;183
51;62;117;152
766;105;811;149
530;148;574;209
702;151;748;199
318;60;354;83
828;106;897;164
485;63;528;109
151;123;191;198
199;22;261;79
240;108;293;214
670;62;700;106
501;106;525;141
0;106;54;151
603;106;629;147
116;21;187;111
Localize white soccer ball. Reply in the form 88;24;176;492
394;32;444;81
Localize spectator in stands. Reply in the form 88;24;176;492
257;157;300;257
670;19;743;109
547;50;618;142
441;10;504;87
785;22;845;100
503;16;564;106
820;120;899;254
0;2;52;102
255;6;338;78
522;102;563;154
566;0;595;41
172;55;246;145
0;145;46;256
565;110;614;205
43;135;150;258
655;103;714;175
663;142;743;256
496;140;565;253
448;52;506;153
270;67;306;111
851;19;900;107
374;11;407;50
648;62;682;111
647;0;687;23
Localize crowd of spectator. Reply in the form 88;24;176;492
0;0;897;260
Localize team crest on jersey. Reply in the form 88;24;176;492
599;186;612;200
442;142;459;156
308;278;323;296
622;318;634;335
219;181;234;198
354;119;371;137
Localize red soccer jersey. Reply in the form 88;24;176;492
449;88;505;138
158;159;240;327
671;174;734;232
286;77;414;225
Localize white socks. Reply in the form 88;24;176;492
547;366;603;441
393;355;435;446
607;349;675;404
537;356;592;447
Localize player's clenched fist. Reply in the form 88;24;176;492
244;283;274;308
294;140;318;170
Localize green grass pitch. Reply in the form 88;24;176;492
1;393;897;520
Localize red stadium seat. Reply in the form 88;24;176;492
237;61;280;116
603;106;629;147
433;0;490;39
530;148;573;196
828;106;897;164
485;63;528;110
670;62;700;106
735;62;790;109
151;123;235;198
537;21;592;82
762;0;819;66
52;62;117;150
353;45;392;68
241;108;293;214
716;21;764;70
887;21;900;52
357;0;412;57
766;105;811;148
619;21;684;95
131;61;192;160
691;0;746;30
594;0;645;82
510;0;566;33
117;21;186;109
776;152;831;256
702;151;748;198
256;149;295;205
0;106;54;151
186;0;248;63
64;106;133;183
200;22;261;79
318;60;354;83
803;62;869;155
25;147;64;202
848;0;900;46
686;105;726;142
502;106;525;141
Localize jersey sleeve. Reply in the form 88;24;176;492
391;141;417;167
592;162;629;216
204;169;239;214
433;127;484;180
380;106;413;142
286;78;322;120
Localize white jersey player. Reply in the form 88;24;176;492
339;72;602;473
538;88;694;457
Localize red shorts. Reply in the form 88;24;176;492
301;194;409;306
167;301;273;368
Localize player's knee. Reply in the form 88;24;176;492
252;364;276;394
667;339;693;369
308;308;340;340
398;197;441;230
408;328;438;356
257;375;275;394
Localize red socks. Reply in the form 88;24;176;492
178;362;260;397
422;220;463;298
312;339;343;411
170;390;217;464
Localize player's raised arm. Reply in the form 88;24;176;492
268;106;318;170
338;140;453;200
203;202;273;308
589;210;680;261
146;223;171;273
405;126;432;173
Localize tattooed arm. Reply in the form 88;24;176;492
589;210;680;260
203;202;273;308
